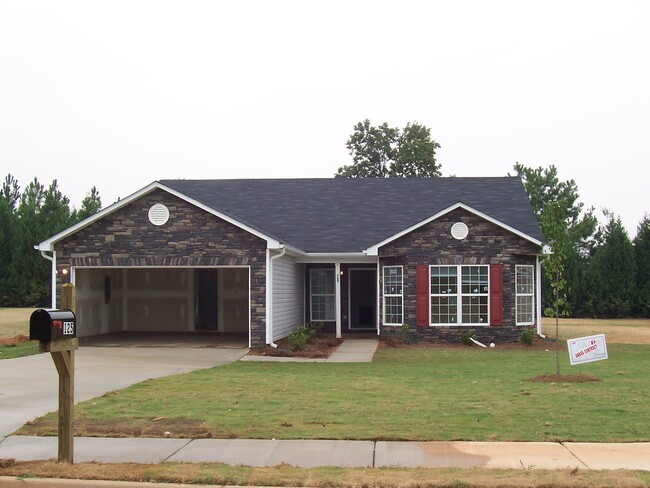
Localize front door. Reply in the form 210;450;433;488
348;269;376;330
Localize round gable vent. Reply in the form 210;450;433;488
148;203;170;226
451;222;468;240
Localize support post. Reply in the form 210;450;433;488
335;262;341;339
56;283;75;463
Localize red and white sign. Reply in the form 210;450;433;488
568;334;608;366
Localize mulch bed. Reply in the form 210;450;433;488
526;373;600;383
380;337;563;351
247;335;343;359
0;334;30;346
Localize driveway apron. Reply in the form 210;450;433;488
0;346;247;437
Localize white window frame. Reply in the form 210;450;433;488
382;265;403;325
430;265;490;326
310;268;335;321
515;265;535;326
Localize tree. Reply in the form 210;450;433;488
0;176;19;305
634;215;650;316
0;174;103;306
512;164;597;315
588;214;635;318
73;186;102;222
540;201;569;375
336;119;441;178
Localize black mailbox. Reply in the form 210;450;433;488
29;309;76;341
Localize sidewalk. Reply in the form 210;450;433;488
1;435;649;471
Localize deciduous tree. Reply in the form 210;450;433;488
336;119;441;178
512;163;597;315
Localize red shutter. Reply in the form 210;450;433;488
489;264;503;326
416;265;429;326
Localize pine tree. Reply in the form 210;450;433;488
634;215;650;316
589;214;636;317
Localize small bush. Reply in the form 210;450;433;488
288;322;322;351
399;323;411;344
520;328;534;346
459;329;476;346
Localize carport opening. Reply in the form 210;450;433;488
195;268;248;332
74;267;249;342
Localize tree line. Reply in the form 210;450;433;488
0;174;102;307
338;119;650;318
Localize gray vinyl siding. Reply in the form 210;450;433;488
272;254;305;341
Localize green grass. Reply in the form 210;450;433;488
0;341;41;359
21;344;650;442
3;461;650;488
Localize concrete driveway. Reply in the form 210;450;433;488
0;345;248;437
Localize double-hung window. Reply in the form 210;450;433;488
310;269;335;321
430;265;489;325
516;265;535;325
383;266;403;325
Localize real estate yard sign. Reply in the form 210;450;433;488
568;334;608;366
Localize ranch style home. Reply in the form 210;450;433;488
36;177;544;348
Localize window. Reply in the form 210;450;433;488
430;265;488;325
516;265;535;325
383;266;403;325
430;266;458;324
310;269;335;321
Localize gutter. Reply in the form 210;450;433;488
37;247;56;309
267;247;286;348
536;254;545;338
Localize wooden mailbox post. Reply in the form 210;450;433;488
30;283;78;463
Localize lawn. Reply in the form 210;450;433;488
0;340;40;359
21;342;650;442
3;461;650;488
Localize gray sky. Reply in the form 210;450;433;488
1;0;648;237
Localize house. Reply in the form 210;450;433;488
36;177;544;348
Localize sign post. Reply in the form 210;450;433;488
567;333;608;366
30;283;78;463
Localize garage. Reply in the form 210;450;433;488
74;267;250;338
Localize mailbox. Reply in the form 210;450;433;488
29;309;76;341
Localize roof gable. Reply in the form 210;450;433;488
364;202;543;255
36;182;281;251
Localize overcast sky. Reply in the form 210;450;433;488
1;1;648;237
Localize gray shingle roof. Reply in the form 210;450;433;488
160;177;542;253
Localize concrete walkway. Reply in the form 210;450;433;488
241;337;379;363
0;436;649;471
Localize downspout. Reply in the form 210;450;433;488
38;248;56;309
536;254;545;338
268;247;286;348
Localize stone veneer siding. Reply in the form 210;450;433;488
54;189;268;348
379;207;541;344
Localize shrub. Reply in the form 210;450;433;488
399;323;411;344
459;329;476;346
520;328;534;346
288;322;322;351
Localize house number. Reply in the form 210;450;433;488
63;321;74;335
